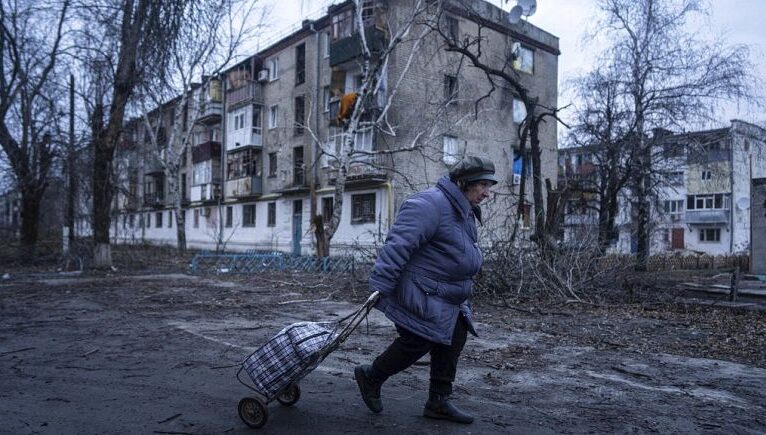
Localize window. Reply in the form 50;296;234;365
167;211;172;228
129;214;135;228
252;105;262;136
322;197;334;224
443;75;458;101
512;42;534;74
332;9;354;40
442;135;459;165
293;146;305;186
268;57;279;81
354;123;373;153
351;193;375;224
699;228;721;242
295;43;306;85
267;202;276;227
193;161;212;185
323;86;331;112
294;96;305;135
193;209;199;228
663;200;684;221
226;148;261;179
225;206;233;228
687;194;729;210
445;15;459;41
242;204;256;227
146;213;151;228
512;98;527;124
663;171;684;186
268;152;277;177
323;31;331;58
269;105;278;129
701;170;713;181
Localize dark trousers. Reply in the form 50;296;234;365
371;315;468;395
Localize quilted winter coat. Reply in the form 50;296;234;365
369;176;482;345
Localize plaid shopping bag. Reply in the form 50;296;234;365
242;322;336;398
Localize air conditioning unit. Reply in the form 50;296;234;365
670;214;681;222
513;173;521;185
257;70;269;82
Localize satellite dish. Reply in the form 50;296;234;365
737;197;750;210
508;5;523;24
518;0;537;16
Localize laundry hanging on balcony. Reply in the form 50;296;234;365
336;92;358;124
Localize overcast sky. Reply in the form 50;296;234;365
255;0;765;128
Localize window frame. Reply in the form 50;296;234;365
699;228;721;242
242;204;256;227
351;193;376;224
268;105;278;129
442;135;459;165
267;202;276;227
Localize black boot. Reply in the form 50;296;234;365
423;392;474;424
354;364;384;413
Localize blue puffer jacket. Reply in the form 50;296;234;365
369;176;482;345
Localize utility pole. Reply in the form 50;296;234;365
67;74;76;243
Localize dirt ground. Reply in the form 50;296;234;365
1;268;765;434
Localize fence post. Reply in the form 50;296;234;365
729;266;740;302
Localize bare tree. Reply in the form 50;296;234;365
424;0;567;252
76;0;187;268
591;0;753;269
0;0;70;256
564;65;634;252
134;0;265;254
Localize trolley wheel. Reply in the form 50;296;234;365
238;397;268;428
276;384;301;406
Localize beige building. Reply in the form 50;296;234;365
113;0;560;254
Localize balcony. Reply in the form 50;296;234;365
192;141;222;163
196;101;222;125
227;128;262;151
190;183;221;203
143;191;166;208
225;175;263;198
328;152;390;186
329;26;387;68
122;195;139;211
327;93;384;127
226;83;263;109
685;209;729;224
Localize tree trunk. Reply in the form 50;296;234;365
19;190;40;258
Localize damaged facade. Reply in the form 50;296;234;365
110;0;560;254
559;120;766;256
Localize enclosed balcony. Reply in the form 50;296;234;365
192;141;221;163
190;183;221;202
225;176;263;198
685;209;729;224
329;26;387;68
227;83;263;109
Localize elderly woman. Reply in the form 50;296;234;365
354;155;496;424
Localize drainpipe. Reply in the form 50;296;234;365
730;132;734;254
310;20;321;254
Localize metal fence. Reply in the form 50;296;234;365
190;251;358;276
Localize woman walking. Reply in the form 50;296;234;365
354;155;497;424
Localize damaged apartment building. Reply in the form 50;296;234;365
558;120;766;257
111;0;560;254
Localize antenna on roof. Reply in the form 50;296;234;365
508;0;537;25
518;0;537;17
508;5;523;24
